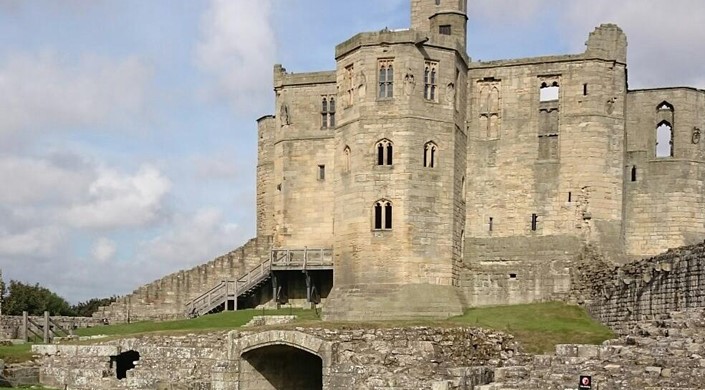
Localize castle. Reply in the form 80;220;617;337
99;0;705;323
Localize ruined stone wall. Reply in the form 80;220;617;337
33;326;517;390
574;241;705;333
256;115;276;238
624;88;705;258
94;236;271;323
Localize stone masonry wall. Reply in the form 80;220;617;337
573;241;705;333
33;326;517;390
94;236;271;323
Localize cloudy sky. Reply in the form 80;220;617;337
1;0;703;304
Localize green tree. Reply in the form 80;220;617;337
71;296;117;317
3;280;75;316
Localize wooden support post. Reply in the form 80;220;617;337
43;311;50;344
21;311;27;342
305;271;312;305
272;272;279;309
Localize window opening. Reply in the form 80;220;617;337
439;25;451;35
568;192;572;202
378;59;394;99
461;176;466;201
658;101;674;111
539;81;559;102
321;96;336;128
424;61;438;101
489;217;493;232
318;165;325;180
583;84;588;96
110;350;140;380
376;139;393;166
531;214;538;231
424;142;437;167
374;200;393;230
509;273;517;280
345;64;354;107
343;146;351;173
656;121;673;158
435;0;441;4
631;166;637;182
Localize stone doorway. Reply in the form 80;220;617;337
240;344;323;390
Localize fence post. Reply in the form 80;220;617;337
21;311;28;342
43;311;49;344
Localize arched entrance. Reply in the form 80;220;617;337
240;344;322;389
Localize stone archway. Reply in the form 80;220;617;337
233;330;331;390
241;344;322;389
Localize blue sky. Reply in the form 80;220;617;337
1;0;704;303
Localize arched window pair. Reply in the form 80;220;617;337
376;139;393;166
373;200;393;230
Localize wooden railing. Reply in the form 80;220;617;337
185;248;333;317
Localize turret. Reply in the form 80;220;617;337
411;0;468;49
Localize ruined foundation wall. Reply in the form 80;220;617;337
574;241;705;333
33;327;517;390
94;236;271;323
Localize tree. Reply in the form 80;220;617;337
3;280;75;316
71;297;117;317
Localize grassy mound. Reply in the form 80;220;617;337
451;301;615;353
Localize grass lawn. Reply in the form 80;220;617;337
450;301;615;353
75;307;322;337
0;303;613;364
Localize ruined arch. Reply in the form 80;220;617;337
234;330;332;390
656;120;673;158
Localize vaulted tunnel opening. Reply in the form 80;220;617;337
240;344;322;390
110;350;140;380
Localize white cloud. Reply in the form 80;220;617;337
91;237;117;263
136;208;244;273
0;52;151;140
63;165;171;229
196;0;276;115
560;0;705;88
0;226;65;257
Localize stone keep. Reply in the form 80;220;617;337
97;0;705;323
256;0;705;320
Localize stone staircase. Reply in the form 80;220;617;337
185;248;333;317
476;309;705;390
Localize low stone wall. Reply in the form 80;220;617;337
572;241;705;333
94;236;272;324
32;326;518;389
0;315;104;340
478;308;705;390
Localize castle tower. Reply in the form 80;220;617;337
410;0;468;48
322;1;470;320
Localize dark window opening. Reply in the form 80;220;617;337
110;350;140;380
318;165;325;180
509;273;517;280
435;0;441;5
657;101;674;111
374;203;383;229
583;84;588;96
531;214;538;231
374;200;393;230
631;166;637;182
489;217;493;232
439;25;451;35
376;140;393;166
568;192;572;202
